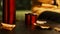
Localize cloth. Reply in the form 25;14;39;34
38;11;60;23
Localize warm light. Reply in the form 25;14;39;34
54;27;60;31
1;23;16;31
37;20;47;24
40;26;50;29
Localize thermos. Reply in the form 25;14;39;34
25;13;37;30
3;0;16;24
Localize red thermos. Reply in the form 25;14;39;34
3;0;16;24
25;13;37;30
31;13;37;30
25;13;31;28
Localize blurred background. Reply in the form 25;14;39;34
16;0;31;10
16;0;31;21
0;0;31;21
0;0;2;22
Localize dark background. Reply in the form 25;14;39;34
0;0;1;11
16;0;31;10
0;0;31;11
